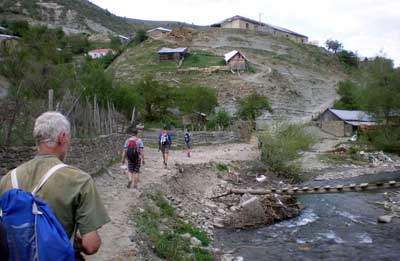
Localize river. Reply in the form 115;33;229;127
214;171;400;260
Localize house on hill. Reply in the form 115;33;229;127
146;27;172;39
319;108;376;137
158;47;188;62
224;50;247;71
211;15;308;44
87;48;115;59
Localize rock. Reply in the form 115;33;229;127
177;211;185;218
213;218;225;228
234;257;244;261
378;215;393;223
190;237;202;247
217;208;226;214
181;233;191;240
221;254;234;261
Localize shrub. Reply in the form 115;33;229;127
207;110;233;130
360;126;400;154
259;123;315;181
237;92;272;121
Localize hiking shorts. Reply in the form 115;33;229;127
160;144;170;154
127;157;141;173
185;141;192;149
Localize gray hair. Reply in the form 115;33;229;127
33;111;71;147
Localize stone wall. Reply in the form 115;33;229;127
0;134;128;176
0;130;245;176
140;129;242;147
321;121;344;137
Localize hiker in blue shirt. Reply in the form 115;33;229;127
159;126;172;168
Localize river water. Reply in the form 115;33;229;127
214;172;400;261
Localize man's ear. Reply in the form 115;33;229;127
57;132;66;145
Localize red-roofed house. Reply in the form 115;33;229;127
87;48;115;59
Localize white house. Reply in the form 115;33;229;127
87;48;115;59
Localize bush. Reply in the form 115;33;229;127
360;126;400;154
237;92;272;121
207;110;233;130
259;123;315;181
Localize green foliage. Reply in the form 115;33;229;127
182;52;224;68
237;92;272;121
216;163;228;172
333;80;361;110
109;36;122;51
136;192;212;261
67;34;91;55
325;39;343;54
176;85;217;114
207;110;233;130
357;57;400;121
134;29;148;43
259;123;315;181
360;127;400;154
135;75;176;121
337;49;359;68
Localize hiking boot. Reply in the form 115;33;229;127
127;180;132;188
163;161;167;168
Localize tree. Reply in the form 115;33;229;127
337;50;359;68
176;85;218;114
325;39;343;54
134;29;147;44
237;92;272;121
135;75;176;121
333;80;361;110
358;57;400;121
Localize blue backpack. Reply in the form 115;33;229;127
0;164;75;261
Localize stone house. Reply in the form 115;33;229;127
211;15;308;44
158;47;188;62
224;50;247;71
146;27;172;39
319;108;376;137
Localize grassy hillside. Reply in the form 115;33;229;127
109;28;347;125
0;0;199;36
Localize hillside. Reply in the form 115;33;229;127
0;0;136;36
109;28;347;126
0;0;200;39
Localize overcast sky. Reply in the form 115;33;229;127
89;0;400;66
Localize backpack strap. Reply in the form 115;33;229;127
11;168;19;189
32;163;67;196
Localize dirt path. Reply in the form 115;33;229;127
85;142;258;260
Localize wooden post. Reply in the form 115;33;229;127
131;107;135;124
48;89;54;111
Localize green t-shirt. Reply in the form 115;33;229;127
0;153;110;238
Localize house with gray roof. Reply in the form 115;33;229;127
158;47;188;62
319;108;377;137
147;27;172;39
211;15;308;43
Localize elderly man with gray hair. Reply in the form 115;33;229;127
0;111;110;260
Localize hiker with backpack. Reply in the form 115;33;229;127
184;129;192;158
121;127;145;189
159;126;172;168
0;111;110;260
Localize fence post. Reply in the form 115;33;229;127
48;89;54;111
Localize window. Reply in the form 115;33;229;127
246;23;249;29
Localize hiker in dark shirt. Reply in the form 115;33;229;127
159;126;172;168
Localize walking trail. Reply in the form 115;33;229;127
85;142;258;260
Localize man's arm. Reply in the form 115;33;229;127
140;148;145;165
121;149;126;164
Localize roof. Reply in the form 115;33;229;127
118;35;129;40
224;50;246;62
158;47;188;54
327;108;375;122
344;121;377;126
0;34;18;40
147;27;172;33
88;48;114;54
211;15;308;38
